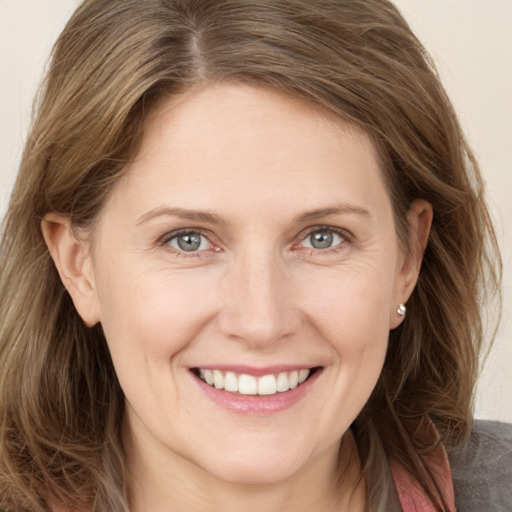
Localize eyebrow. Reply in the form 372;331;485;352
136;203;371;226
293;204;371;223
136;206;226;226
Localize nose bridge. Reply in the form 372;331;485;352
218;244;298;346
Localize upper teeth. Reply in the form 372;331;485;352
199;369;311;395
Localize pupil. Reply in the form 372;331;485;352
311;231;333;249
178;233;201;251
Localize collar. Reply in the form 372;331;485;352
389;425;456;512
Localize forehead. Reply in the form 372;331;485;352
105;84;392;227
142;84;375;160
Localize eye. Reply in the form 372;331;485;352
300;228;345;250
164;231;212;252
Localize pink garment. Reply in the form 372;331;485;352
390;440;456;512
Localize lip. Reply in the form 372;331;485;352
190;366;323;415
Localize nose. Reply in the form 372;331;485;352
217;248;301;349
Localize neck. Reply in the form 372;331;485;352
124;424;366;512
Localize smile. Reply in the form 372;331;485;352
195;368;315;396
191;366;323;414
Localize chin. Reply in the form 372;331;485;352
203;457;303;486
192;435;324;486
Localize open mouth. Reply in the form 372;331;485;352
192;367;321;396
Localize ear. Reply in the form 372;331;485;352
41;214;100;327
389;199;433;329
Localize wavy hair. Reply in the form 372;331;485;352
0;1;501;510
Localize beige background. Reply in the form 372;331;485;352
1;1;511;421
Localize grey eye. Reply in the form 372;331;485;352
302;229;343;250
168;232;211;252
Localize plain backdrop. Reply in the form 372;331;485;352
1;0;511;422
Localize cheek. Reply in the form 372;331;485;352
95;260;219;365
290;264;394;450
298;261;396;351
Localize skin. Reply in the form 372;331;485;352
43;84;432;512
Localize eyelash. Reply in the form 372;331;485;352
158;226;352;257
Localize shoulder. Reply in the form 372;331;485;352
450;420;512;511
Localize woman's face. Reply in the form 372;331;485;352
78;85;424;484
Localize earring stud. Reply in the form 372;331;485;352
396;304;406;317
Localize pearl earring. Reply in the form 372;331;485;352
396;304;406;316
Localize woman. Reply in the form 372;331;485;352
0;1;510;511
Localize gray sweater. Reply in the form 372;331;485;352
450;420;512;511
387;420;512;511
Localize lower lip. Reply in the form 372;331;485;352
192;369;322;415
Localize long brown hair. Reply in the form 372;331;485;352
0;1;501;510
